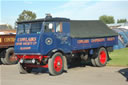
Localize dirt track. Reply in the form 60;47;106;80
0;65;128;85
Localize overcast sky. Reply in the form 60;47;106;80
1;0;128;27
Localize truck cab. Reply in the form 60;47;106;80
15;17;71;55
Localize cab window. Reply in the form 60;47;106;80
31;22;42;34
17;22;42;34
25;24;31;34
56;22;62;32
44;22;55;32
17;24;24;34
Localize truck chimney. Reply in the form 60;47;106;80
45;13;52;19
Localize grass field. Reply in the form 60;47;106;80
107;48;128;66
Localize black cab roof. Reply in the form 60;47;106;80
17;17;70;24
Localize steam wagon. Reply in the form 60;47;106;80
15;15;118;75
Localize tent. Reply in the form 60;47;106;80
112;28;128;49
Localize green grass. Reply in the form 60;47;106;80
107;48;128;66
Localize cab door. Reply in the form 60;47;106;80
40;22;71;55
40;22;57;55
54;22;71;53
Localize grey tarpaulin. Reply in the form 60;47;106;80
70;20;118;38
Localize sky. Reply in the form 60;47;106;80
0;0;128;27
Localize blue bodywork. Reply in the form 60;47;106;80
15;21;118;55
71;37;118;51
15;34;41;53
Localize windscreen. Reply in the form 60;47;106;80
17;22;42;34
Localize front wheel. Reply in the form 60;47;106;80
48;52;64;76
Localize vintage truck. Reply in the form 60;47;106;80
15;15;118;75
0;30;17;65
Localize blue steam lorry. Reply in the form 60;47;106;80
15;15;118;75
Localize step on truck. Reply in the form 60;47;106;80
15;14;118;75
0;32;18;65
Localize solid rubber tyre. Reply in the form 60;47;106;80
91;58;97;67
48;52;64;76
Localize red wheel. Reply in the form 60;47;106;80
91;47;108;67
99;51;107;65
54;56;63;72
48;52;64;76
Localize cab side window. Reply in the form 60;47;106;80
56;22;62;32
44;22;55;32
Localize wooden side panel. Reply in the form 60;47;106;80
0;34;16;48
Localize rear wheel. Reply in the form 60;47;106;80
18;62;33;74
48;52;64;76
91;47;108;67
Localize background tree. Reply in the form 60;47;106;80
17;10;36;22
99;15;115;24
117;19;127;23
7;24;13;29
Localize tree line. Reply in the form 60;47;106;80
99;15;127;24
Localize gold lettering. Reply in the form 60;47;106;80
20;47;31;50
16;42;22;45
4;38;15;43
91;38;105;43
0;38;2;43
16;37;37;46
107;37;115;41
77;40;89;44
17;37;36;42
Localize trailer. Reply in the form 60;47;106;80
15;15;118;75
0;32;18;65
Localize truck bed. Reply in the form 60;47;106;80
70;20;118;38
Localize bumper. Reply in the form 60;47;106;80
16;55;48;65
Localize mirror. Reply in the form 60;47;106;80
49;23;53;29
